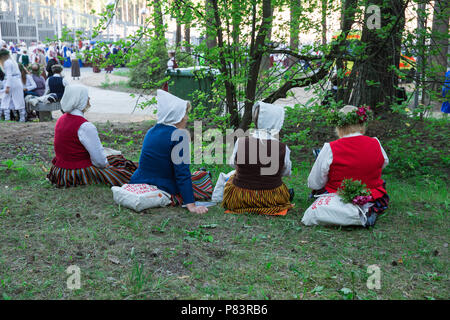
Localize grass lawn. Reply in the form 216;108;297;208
0;120;448;300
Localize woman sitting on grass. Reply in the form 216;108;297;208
307;105;389;226
222;102;294;216
129;90;212;214
47;85;137;187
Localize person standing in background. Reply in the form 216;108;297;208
71;51;81;80
0;49;26;122
441;69;450;114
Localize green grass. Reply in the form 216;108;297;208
112;70;131;78
0;118;448;300
0;149;448;299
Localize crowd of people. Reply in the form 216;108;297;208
0;39;128;122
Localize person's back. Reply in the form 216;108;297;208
53;113;92;169
46;58;57;77
130;123;185;196
326;135;385;198
222;101;293;216
32;73;46;96
233;136;287;190
48;75;65;99
21;53;29;67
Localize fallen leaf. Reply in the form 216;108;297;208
200;224;218;229
177;275;190;280
108;255;120;265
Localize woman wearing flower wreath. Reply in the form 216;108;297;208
307;105;389;226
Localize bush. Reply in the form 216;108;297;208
127;40;169;89
279;103;449;179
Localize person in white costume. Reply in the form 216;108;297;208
0;49;26;122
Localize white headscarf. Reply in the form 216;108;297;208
339;104;358;115
61;85;89;113
252;101;285;139
156;89;189;126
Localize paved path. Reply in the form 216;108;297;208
52;67;156;123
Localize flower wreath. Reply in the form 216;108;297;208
327;105;373;127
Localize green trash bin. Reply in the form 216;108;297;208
166;67;218;108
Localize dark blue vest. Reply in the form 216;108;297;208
48;76;65;99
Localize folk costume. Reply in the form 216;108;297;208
31;72;46;96
47;86;137;187
222;102;294;216
70;52;81;79
307;105;390;225
162;52;178;91
0;57;26;122
441;70;450;114
129;90;213;205
44;66;68;100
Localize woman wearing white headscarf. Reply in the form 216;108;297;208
47;85;137;187
222;102;294;216
129;90;212;214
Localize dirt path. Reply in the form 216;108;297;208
0;121;151;163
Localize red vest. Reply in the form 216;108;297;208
325;135;386;199
52;113;93;169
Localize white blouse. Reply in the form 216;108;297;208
70;109;109;168
307;133;389;190
24;74;37;91
229;132;292;177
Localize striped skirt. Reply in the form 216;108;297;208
47;155;138;188
171;170;213;206
222;175;294;216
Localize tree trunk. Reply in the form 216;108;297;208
321;0;327;45
153;0;165;40
184;24;191;53
349;0;406;116
336;0;357;103
176;22;182;46
259;6;274;74
289;0;301;68
240;0;273;130
210;0;239;127
290;0;301;49
205;0;217;49
428;0;449;101
232;0;241;46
